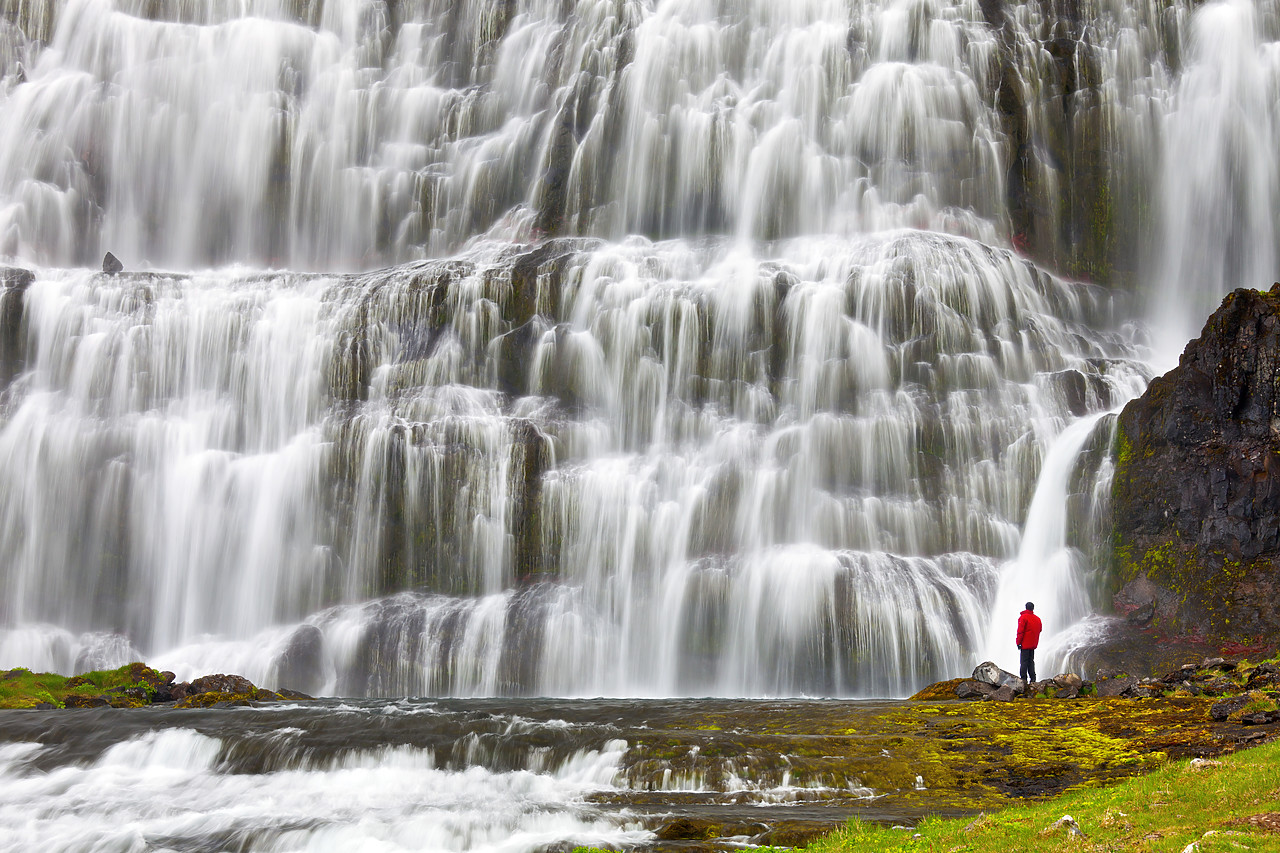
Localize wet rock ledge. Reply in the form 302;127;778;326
0;662;313;709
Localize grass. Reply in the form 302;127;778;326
813;737;1280;853
0;662;164;708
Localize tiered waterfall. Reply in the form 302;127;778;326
0;0;1275;696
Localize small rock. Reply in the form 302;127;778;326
102;252;123;274
655;818;717;841
1096;676;1139;697
34;702;55;710
1210;696;1250;721
1055;685;1080;699
1202;657;1225;669
984;685;1016;702
1124;683;1161;699
955;680;996;700
1053;673;1083;689
63;695;110;709
972;661;1024;691
1043;815;1086;838
1188;758;1221;771
1239;711;1279;725
1126;601;1155;626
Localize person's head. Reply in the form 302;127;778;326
1025;601;1035;611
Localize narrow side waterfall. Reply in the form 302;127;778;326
1147;0;1280;366
0;0;1276;696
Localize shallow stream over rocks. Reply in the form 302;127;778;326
1;695;1269;852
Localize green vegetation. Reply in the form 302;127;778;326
0;662;164;708
813;737;1280;852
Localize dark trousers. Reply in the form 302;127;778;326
1019;647;1037;683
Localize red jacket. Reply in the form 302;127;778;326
1016;610;1042;650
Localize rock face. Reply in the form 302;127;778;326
1112;284;1280;644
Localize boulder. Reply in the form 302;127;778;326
1095;676;1138;697
1053;673;1083;689
751;821;835;847
63;695;109;708
1112;284;1280;644
972;661;1024;691
274;624;325;695
102;252;123;274
1209;696;1250;721
1054;685;1080;699
188;673;255;696
955;680;996;700
984;685;1016;702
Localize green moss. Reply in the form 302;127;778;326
0;662;167;709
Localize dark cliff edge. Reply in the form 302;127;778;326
1111;283;1280;656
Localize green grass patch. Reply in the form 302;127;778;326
814;737;1280;852
0;662;164;708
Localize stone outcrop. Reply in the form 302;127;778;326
1112;284;1280;645
913;655;1280;714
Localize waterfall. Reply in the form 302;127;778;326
1147;0;1280;367
0;0;1273;696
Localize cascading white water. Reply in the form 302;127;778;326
1147;0;1280;367
0;0;1275;698
0;233;1148;696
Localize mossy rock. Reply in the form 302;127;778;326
910;678;966;701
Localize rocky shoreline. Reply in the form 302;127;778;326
914;654;1280;728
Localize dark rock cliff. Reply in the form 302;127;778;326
1112;283;1280;644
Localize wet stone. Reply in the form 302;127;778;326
955;680;996;700
984;685;1016;702
1095;676;1138;697
972;661;1022;690
1053;673;1083;689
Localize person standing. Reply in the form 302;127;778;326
1016;601;1042;684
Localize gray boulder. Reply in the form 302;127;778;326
955;680;996;700
1095;676;1139;697
972;661;1024;692
984;685;1017;702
